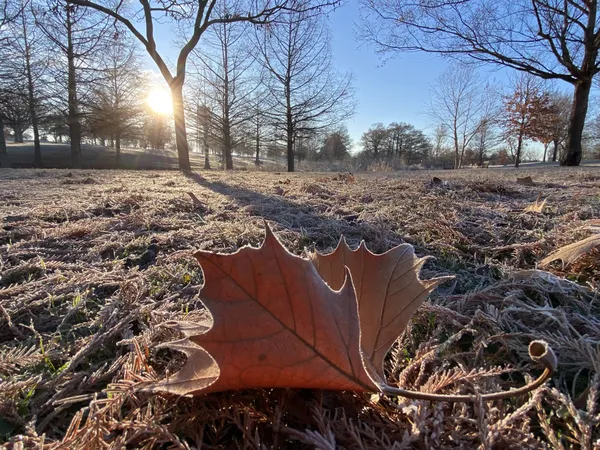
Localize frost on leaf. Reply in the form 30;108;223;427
540;234;600;268
309;238;451;379
148;226;447;396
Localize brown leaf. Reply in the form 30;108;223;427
524;193;547;213
150;227;382;395
516;176;535;186
333;172;355;184
147;228;555;401
540;234;600;268
309;238;450;378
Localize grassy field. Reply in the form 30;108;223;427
0;167;599;449
1;142;283;171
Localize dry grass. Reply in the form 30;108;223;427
0;167;599;449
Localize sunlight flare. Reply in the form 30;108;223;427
147;88;173;114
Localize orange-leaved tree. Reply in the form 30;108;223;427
500;74;554;168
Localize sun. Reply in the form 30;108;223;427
147;88;173;114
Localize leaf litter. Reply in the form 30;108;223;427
0;167;599;449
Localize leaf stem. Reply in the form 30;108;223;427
382;340;556;403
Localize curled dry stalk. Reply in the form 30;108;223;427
382;341;556;402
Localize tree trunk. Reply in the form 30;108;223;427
204;150;210;169
295;139;301;167
66;6;81;168
453;133;460;169
14;128;23;143
0;116;6;167
223;121;233;170
22;11;41;167
221;24;233;171
195;104;201;155
171;82;191;173
115;131;121;165
286;77;294;172
561;79;592;166
552;139;559;161
201;107;211;170
542;143;549;163
0;118;6;153
515;133;523;168
255;134;260;166
255;112;260;166
286;117;294;172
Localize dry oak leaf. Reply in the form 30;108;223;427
540;233;600;268
309;237;450;379
148;227;556;399
149;227;446;396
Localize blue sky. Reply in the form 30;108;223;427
326;2;449;144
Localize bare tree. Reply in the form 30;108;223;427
0;88;30;143
428;64;490;169
67;0;338;172
547;92;572;162
0;0;25;29
255;2;355;172
9;1;47;165
471;117;500;167
190;15;257;170
360;0;600;167
360;123;387;157
36;0;110;167
385;122;431;165
431;123;448;163
0;1;22;163
86;36;147;164
143;110;172;150
320;126;351;160
0;23;36;148
249;92;271;166
359;121;430;168
198;105;213;169
0;1;34;163
586;111;600;157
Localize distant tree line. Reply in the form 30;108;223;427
359;0;600;167
355;65;599;170
422;65;583;169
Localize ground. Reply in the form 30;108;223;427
0;167;599;449
1;142;282;170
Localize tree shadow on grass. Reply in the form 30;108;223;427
184;172;394;253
